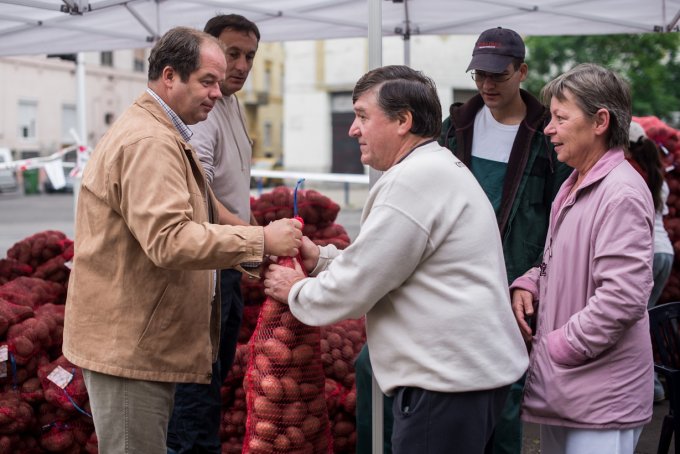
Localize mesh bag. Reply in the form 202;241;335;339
243;255;332;454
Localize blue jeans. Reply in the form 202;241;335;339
167;269;243;454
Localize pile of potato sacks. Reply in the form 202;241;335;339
0;187;364;453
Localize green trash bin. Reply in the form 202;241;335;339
23;168;39;194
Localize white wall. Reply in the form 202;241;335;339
283;42;332;172
283;35;478;173
0;50;148;158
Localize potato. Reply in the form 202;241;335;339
260;299;287;323
255;421;278;440
282;401;307;425
253;396;280;420
301;415;322;438
291;344;314;366
263;338;292;366
285;426;305;448
319;338;330;353
248;437;273;454
261;375;284;402
285;367;304;382
299;382;319;401
280;311;301;329
273;326;296;346
274;434;292;451
281;376;301;401
342;345;355;361
255;354;272;374
333;359;349;379
333;420;355;436
326;332;342;348
307;395;327;416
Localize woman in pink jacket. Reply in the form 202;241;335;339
510;63;654;454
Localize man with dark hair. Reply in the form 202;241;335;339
63;26;302;454
167;14;262;454
263;65;529;454
354;27;571;454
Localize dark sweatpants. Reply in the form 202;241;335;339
167;269;243;454
392;385;510;454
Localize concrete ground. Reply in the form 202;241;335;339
0;188;675;453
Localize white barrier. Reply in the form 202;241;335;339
250;169;369;206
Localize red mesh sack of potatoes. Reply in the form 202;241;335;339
38;417;93;454
6;230;73;269
319;319;365;389
296;189;340;227
0;297;34;337
251;187;340;229
243;255;332;454
309;224;351;250
38;355;89;414
6;316;52;365
0;259;33;286
32;254;72;287
0;276;66;308
0;390;34;434
251;186;294;225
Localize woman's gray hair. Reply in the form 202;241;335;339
541;63;631;150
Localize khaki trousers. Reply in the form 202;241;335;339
83;369;175;454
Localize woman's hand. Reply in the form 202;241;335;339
512;289;536;342
263;259;306;303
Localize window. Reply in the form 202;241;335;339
133;49;145;72
264;63;272;93
18;100;37;139
61;104;77;143
263;122;273;148
101;51;113;67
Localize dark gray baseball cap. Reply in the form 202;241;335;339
466;27;526;73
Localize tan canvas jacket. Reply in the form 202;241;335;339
63;92;264;384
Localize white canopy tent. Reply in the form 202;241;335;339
0;3;678;450
0;0;678;57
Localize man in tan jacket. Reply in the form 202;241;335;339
63;27;301;454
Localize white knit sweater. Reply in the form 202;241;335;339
288;141;529;395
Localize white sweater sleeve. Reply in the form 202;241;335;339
288;203;430;326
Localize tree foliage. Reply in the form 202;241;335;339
524;34;680;124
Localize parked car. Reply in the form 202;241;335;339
0;148;18;193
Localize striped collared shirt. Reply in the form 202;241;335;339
146;88;193;142
146;88;222;296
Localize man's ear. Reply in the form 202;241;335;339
161;66;175;89
397;110;413;135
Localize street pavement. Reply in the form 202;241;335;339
0;189;673;453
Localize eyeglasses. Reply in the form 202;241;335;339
470;70;515;84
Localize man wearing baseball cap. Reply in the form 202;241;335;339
353;27;571;454
439;26;571;454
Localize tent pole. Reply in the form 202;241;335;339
76;52;87;148
73;51;87;220
367;1;384;454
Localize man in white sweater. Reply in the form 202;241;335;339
167;14;260;454
263;65;529;453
